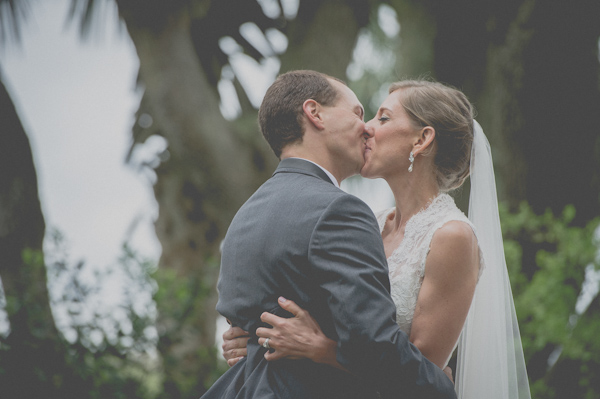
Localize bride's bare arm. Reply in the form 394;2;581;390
409;221;480;369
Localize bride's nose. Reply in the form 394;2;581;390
363;123;374;138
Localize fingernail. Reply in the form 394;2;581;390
279;296;287;303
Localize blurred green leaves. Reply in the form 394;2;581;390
501;202;600;398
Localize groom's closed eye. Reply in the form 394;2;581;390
354;106;365;120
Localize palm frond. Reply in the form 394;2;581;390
67;0;107;40
0;0;31;45
191;0;283;88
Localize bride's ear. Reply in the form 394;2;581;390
413;126;436;156
302;99;325;130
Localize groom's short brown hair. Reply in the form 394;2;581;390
259;70;344;158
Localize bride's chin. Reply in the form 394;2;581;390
360;166;373;178
361;155;379;178
361;163;383;179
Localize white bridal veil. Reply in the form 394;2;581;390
455;121;531;399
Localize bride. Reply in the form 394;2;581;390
222;79;531;399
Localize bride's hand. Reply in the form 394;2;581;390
256;297;337;366
222;323;249;367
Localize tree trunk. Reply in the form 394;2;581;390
119;9;272;397
0;72;65;397
116;1;372;396
280;0;368;77
515;0;600;224
475;0;535;206
391;0;436;79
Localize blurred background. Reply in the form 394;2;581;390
1;0;599;398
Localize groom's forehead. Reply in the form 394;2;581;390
330;80;362;109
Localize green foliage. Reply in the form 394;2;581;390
0;230;163;398
0;228;226;399
500;202;600;399
153;255;226;398
45;229;158;354
2;246;48;338
54;240;161;399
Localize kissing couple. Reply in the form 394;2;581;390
203;70;531;399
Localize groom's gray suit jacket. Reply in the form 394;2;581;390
203;158;456;399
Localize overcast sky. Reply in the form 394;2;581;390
1;0;160;270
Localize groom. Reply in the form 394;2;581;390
202;70;456;399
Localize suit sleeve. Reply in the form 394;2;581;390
308;194;456;399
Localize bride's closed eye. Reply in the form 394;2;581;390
378;116;390;123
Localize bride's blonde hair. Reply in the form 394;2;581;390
389;80;474;192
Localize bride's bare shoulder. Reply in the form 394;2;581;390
428;220;479;275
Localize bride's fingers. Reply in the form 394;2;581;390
223;347;247;362
260;298;308;328
258;337;275;350
222;337;249;353
277;296;306;318
223;326;249;341
260;311;286;328
227;356;244;367
256;326;273;338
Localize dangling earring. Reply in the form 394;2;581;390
408;151;414;172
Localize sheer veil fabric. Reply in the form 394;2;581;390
455;121;531;399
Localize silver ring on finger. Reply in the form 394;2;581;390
262;337;271;350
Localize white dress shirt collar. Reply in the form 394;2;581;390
288;157;340;188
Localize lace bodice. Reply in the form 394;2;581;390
376;193;484;337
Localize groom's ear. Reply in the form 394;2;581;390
302;99;325;130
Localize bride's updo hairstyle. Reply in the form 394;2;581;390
389;80;474;192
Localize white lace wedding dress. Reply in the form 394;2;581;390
376;193;484;366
